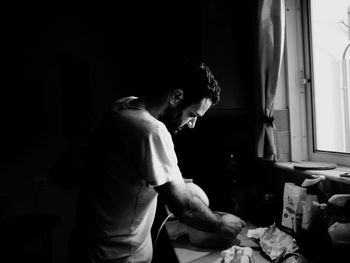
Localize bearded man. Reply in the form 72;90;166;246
69;58;245;263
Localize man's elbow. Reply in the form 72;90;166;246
165;199;192;220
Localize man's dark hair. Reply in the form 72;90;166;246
176;59;221;108
136;58;221;107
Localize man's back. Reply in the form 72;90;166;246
72;97;182;263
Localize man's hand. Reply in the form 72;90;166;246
219;213;246;240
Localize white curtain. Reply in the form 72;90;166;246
255;0;286;161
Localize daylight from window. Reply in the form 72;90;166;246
310;0;350;153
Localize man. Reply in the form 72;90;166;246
70;59;245;263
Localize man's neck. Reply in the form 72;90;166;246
130;96;168;119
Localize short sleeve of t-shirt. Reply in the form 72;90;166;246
140;124;183;187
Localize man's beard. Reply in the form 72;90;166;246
158;106;185;135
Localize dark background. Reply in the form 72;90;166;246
2;1;257;262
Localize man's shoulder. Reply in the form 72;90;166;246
109;97;169;136
137;115;168;138
112;96;138;110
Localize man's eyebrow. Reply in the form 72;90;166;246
192;112;202;117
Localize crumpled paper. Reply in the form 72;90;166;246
215;246;254;263
247;224;298;260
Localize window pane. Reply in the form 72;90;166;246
310;0;350;153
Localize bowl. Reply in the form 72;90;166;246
187;211;237;248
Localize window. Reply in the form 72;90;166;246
285;0;350;167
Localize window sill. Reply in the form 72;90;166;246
273;162;350;185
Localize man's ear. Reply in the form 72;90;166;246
169;89;184;106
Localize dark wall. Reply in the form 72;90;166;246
174;0;256;213
4;0;202;152
200;0;255;109
174;109;256;213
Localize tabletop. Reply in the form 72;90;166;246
165;220;271;263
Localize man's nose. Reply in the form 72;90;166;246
187;118;197;129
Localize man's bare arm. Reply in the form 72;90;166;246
154;180;245;239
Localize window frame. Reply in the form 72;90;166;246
285;0;350;167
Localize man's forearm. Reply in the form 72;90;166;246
155;180;243;239
177;194;223;233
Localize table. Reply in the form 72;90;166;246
165;220;271;263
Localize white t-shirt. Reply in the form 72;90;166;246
77;97;183;263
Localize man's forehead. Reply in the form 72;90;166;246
186;98;212;117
